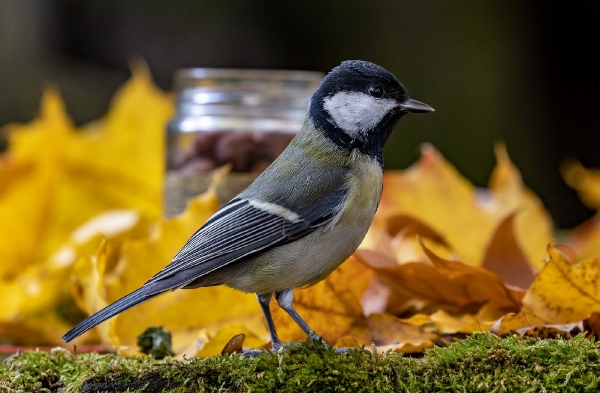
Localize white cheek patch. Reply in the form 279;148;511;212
323;91;398;137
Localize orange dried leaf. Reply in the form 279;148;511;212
378;145;485;265
481;214;536;288
367;313;437;353
357;241;522;319
488;144;553;270
430;310;494;334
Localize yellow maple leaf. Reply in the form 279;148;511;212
0;64;171;279
498;245;600;333
375;144;552;270
0;210;148;345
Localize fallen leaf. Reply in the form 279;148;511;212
481;214;536;288
561;162;600;259
498;245;600;334
0;210;148;345
376;144;552;270
430;309;494;334
357;241;522;320
565;216;600;260
367;313;437;353
221;333;246;355
583;312;600;340
487;144;553;271
0;63;172;279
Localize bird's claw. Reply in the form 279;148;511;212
241;349;267;358
307;333;360;354
240;334;357;357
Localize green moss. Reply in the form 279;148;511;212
137;326;175;359
1;333;599;392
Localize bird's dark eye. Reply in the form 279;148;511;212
368;85;385;98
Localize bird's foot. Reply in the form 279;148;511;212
240;334;358;358
240;341;295;358
241;348;268;358
307;334;356;354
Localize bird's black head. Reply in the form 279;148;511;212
309;60;433;165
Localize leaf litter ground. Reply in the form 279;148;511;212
2;333;599;392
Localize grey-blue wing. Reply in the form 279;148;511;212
143;189;346;294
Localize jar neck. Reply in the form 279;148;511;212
170;68;323;133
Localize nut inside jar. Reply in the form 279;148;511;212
174;130;295;174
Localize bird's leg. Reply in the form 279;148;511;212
275;289;353;354
242;293;281;358
274;288;316;339
257;292;282;350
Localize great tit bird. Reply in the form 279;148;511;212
62;60;434;350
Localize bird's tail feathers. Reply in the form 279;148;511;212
62;286;157;343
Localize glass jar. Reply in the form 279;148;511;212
165;68;323;217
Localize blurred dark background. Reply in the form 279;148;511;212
1;0;598;228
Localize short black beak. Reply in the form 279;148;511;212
399;98;435;113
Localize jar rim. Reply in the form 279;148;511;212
173;68;324;87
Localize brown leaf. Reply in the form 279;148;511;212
481;214;536;288
221;334;246;355
367;313;437;353
357;241;522;319
583;312;600;340
430;310;494;334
